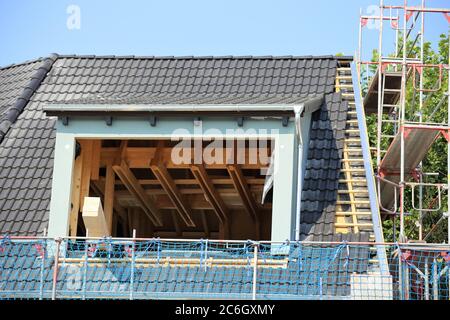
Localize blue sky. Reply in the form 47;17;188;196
0;0;448;66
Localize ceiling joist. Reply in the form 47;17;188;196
227;164;260;238
190;164;229;225
113;160;163;227
151;163;196;228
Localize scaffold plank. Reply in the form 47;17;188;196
363;69;402;114
378;125;442;212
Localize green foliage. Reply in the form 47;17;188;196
367;33;450;243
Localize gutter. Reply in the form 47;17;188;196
43;95;324;116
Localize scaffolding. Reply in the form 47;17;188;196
357;0;450;242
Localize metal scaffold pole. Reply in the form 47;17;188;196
377;0;384;172
252;242;258;300
447;31;450;245
399;0;408;241
51;238;61;300
418;0;425;241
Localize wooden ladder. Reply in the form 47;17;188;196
335;63;374;241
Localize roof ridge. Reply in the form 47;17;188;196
54;54;352;61
0;54;58;142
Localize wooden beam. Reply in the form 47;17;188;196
150;143;196;228
171;211;182;237
117;193;273;211
79;140;93;209
201;210;210;238
127;208;135;236
118;140;128;161
91;180;127;219
112;184;265;196
103;163;115;233
69;154;83;236
113;160;163;227
227;164;260;238
111;177;266;186
100;147;270;169
82;197;110;237
191;164;230;239
90;140;102;181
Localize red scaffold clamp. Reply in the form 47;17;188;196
361;17;368;27
406;10;414;21
443;13;450;24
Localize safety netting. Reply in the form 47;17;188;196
0;236;449;300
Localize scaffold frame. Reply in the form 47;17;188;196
356;0;450;243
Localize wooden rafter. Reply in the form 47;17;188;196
171;211;182;237
190;165;229;224
90;140;102;181
191;164;230;239
150;143;196;228
227;164;260;238
103;163;115;233
200;210;210;238
79;140;93;209
113;160;163;227
227;164;259;221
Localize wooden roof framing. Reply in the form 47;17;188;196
70;138;271;238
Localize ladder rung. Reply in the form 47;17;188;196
339;179;367;183
337;200;370;204
344;139;361;143
340;169;365;173
343;148;362;152
336;76;352;80
341;158;364;162
338;190;369;195
345;129;360;133
335;212;372;216
335;223;374;228
337;67;351;71
383;104;398;108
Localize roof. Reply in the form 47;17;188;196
0;57;55;142
0;54;355;238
